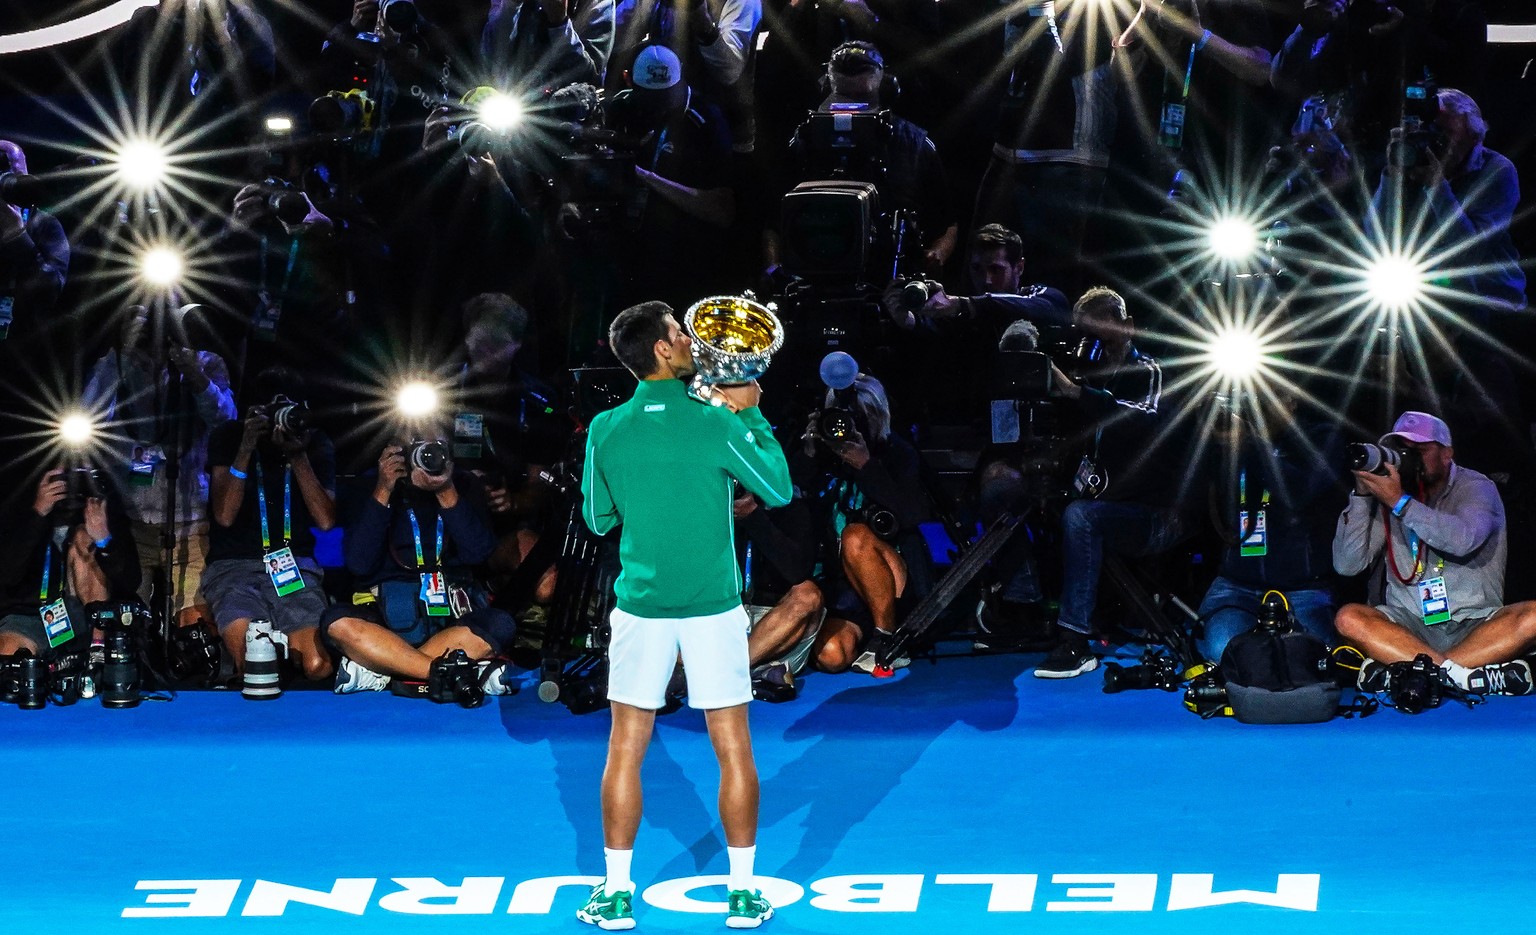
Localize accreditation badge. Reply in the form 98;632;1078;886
1239;510;1267;557
420;571;452;617
40;598;74;648
1419;576;1451;626
452;412;485;460
263;547;305;597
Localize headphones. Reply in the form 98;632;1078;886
819;41;901;105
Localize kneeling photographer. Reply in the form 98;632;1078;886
321;430;514;704
799;368;929;675
205;368;337;685
1196;389;1344;662
1334;412;1536;697
0;462;139;702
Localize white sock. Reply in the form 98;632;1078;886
727;845;756;893
604;848;634;895
1441;659;1474;689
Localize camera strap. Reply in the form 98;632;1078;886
409;510;450;617
257;236;301;305
407;509;445;569
1157;27;1202;153
254;461;293;550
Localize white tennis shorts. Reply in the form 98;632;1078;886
607;605;752;710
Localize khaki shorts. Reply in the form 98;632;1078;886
131;519;209;614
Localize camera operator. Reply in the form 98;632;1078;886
882;223;1070;335
1369;88;1525;323
204;368;336;681
321;434;513;693
972;0;1123;294
482;0;615;88
765;41;957;280
1334;411;1536;695
734;485;825;690
1196;390;1345;662
453;293;570;605
83;306;239;626
799;372;929;675
1033;287;1181;680
0;467;138;662
0;141;70;342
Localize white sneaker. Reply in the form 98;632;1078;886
850;631;910;674
333;657;389;694
479;661;519;695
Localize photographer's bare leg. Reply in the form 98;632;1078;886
705;703;759;848
747;581;823;667
1335;603;1442;663
603;701;657;849
1441;602;1536;668
326;616;490;680
812;618;862;673
841;524;907;634
287;628;334;680
0;632;39;655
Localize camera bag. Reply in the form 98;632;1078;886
1219;626;1340;724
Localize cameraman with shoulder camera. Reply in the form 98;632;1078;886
1033;286;1181;679
320;427;513;694
1370;87;1525;320
205;368;336;682
1334;411;1536;696
800;371;929;676
0;466;138;668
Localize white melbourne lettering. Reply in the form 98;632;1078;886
124;872;1322;917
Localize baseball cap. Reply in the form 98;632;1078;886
829;41;885;76
1381;411;1452;448
632;45;683;90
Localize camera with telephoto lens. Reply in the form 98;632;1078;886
250;178;310;227
255;395;311;437
819;406;857;441
1184;672;1230;717
1102;652;1183;694
310;89;378;139
849;504;898;539
0;650;49;709
428;649;485;708
1386;653;1445;714
406;439;451;478
1388;79;1449;170
1347;440;1423;491
57;466;105;518
92;600;145;709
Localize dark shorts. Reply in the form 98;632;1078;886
317;580;516;656
1378;604;1499;655
0;598;89;652
201;558;328;636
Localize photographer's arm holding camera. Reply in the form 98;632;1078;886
1332;412;1536;696
481;0;614;88
0;141;70;334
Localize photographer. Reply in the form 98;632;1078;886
1196;391;1345;662
1034;287;1181;680
321;435;513;693
1334;411;1536;696
0;141;70;342
800;372;929;675
1369;88;1525;321
83;306;238;626
204;368;336;681
482;0;615;88
734;487;825;690
0;468;138;661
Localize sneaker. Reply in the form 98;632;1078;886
850;630;910;675
726;889;774;929
1032;633;1098;679
1357;657;1391;693
576;884;635;931
478;661;519;696
1465;660;1534;696
333;657;389;694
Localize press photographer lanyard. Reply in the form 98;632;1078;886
258;236;301;304
1158;30;1202;152
1387;521;1444;585
39;546;54;602
255;462;292;549
407;510;445;570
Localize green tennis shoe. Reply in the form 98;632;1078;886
725;888;773;929
577;883;635;931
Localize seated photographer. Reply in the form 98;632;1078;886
1334;412;1536;696
733;486;824;690
83;305;238;627
321;437;513;693
1033;287;1180;680
0;468;139;661
799;372;930;675
1196;390;1345;662
205;368;336;682
1369;88;1525;321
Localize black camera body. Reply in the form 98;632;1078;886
92;600;147;710
850;505;898;539
428;649;485;708
58;466;104;517
819;406;858;441
406;439;451;478
256;395;311;437
1102;653;1183;694
1346;440;1423;491
0;651;49;709
1386;653;1445;714
252;178;310;226
1389;80;1449;170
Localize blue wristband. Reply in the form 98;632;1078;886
93;535;112;549
1194;28;1213;50
228;466;248;480
1392;493;1412;517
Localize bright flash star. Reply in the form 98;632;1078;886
477;93;523;131
1363;253;1427;312
396;382;439;418
59;414;95;446
1205;327;1266;382
1207;217;1260;262
113;139;169;190
140;246;184;287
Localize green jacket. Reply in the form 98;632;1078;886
582;378;793;618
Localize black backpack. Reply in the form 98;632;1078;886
1219;624;1340;724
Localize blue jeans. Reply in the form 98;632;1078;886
1057;500;1185;636
1197;576;1336;663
